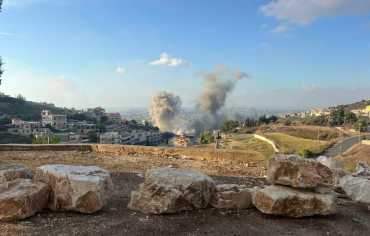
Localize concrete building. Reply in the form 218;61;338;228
66;121;96;137
41;110;67;130
100;132;121;144
351;106;370;118
87;107;106;122
310;108;330;117
8;119;50;137
106;112;122;124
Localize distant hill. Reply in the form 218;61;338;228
0;95;70;121
334;99;370;111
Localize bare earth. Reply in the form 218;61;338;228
1;151;370;236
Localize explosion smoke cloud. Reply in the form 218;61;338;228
194;65;248;133
149;91;182;132
149;65;248;135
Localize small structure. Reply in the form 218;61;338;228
41;110;67;130
100;132;121;144
171;134;195;147
105;112;122;124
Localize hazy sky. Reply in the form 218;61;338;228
1;0;370;109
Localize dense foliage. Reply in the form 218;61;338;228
354;118;369;132
32;135;60;144
220;120;239;132
200;131;214;144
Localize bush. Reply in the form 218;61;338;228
200;132;214;144
32;135;60;144
220;120;239;133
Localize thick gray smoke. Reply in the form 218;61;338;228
149;91;182;132
149;65;248;135
194;65;248;133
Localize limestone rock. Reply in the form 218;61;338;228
354;161;370;177
339;175;370;204
317;156;343;170
128;167;215;214
253;185;336;218
0;164;32;183
0;179;49;222
267;155;334;188
211;184;254;209
34;164;113;214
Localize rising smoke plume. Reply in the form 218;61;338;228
149;65;248;134
149;91;182;132
194;65;248;133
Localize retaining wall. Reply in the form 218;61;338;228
0;144;265;163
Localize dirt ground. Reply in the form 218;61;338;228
1;151;370;236
335;144;370;171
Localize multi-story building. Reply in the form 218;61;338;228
8;119;50;137
100;132;121;144
66;121;96;137
106;112;122;124
41;110;67;130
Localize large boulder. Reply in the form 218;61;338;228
34;164;113;214
128;167;216;214
267;155;334;188
0;179;49;222
339;175;370;204
0;164;32;184
253;185;336;218
211;184;255;209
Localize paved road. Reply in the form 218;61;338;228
324;135;370;157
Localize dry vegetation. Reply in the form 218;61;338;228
259;125;342;141
335;144;370;172
0;150;267;178
263;132;332;155
223;134;275;160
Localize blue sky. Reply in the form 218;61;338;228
1;0;370;109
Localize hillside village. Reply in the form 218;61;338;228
1;94;369;150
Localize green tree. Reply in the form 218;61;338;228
354;118;368;132
329;107;345;126
87;131;98;143
32;135;60;144
220;120;239;133
200;131;214;144
16;94;26;102
344;111;357;124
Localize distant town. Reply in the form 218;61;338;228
0;96;369;148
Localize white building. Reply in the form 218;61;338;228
8;119;50;137
41;110;67;130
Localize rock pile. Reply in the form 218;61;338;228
128;167;258;214
0;164;113;222
253;155;337;218
128;167;216;214
339;162;370;206
211;184;256;209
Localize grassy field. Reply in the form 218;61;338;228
259;125;342;141
223;134;275;159
335;144;370;172
263;132;332;156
